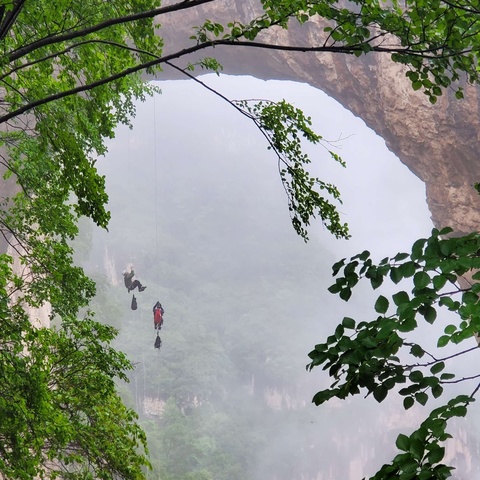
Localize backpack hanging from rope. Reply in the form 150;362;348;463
131;294;137;311
154;333;162;349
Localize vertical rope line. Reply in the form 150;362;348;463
153;90;159;292
127;119;134;267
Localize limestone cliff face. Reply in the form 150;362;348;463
156;1;480;234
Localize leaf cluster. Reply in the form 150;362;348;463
0;251;149;479
186;1;480;105
257;0;480;103
308;226;480;477
370;397;470;480
0;0;166;228
233;99;349;240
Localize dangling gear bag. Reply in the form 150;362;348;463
131;294;137;311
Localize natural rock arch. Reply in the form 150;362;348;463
155;0;480;235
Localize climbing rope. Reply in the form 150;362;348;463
153;88;160;291
152;88;163;351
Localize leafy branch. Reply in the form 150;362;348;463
232;99;348;240
309;226;480;477
164;59;349;240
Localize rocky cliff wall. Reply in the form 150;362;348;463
155;0;480;235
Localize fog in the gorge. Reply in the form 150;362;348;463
79;75;480;479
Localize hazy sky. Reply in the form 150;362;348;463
144;74;434;259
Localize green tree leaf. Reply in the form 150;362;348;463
410;344;425;358
428;446;445;464
342;317;356;329
396;433;410;452
374;295;389;314
393;291;410;306
415;392;429;406
437;335;450;348
414;271;430;289
430;362;445;374
373;385;388;403
403;397;415;410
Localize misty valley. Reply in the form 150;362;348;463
71;77;480;479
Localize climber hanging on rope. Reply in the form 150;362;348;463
122;265;147;293
153;301;164;331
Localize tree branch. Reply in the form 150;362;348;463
2;31;469;126
442;373;480;385
7;0;214;63
214;38;474;59
0;0;26;42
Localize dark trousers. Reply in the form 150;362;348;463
128;280;142;292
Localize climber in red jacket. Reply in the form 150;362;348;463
153;301;164;330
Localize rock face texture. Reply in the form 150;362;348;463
156;0;480;235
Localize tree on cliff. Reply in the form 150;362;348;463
2;0;480;478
